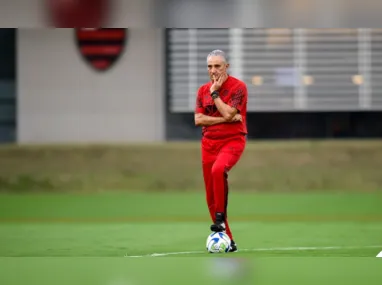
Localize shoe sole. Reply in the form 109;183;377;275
210;225;225;232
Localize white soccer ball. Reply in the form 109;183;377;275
206;232;231;253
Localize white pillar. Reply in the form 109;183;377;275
358;28;372;109
188;29;198;111
293;29;307;110
229;29;243;79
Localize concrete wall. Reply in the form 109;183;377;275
0;0;380;28
0;0;157;28
17;28;164;143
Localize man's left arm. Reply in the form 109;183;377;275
212;86;246;121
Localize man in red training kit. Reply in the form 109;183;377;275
195;50;248;253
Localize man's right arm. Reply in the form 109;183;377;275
194;113;226;127
194;86;241;127
195;87;226;127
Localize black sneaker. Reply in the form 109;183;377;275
210;212;226;232
229;240;238;252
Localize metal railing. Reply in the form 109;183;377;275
167;28;382;112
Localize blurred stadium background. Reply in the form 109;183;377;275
1;27;382;143
0;27;381;193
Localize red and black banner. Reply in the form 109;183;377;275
75;28;127;72
47;0;110;28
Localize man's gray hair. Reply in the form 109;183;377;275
206;49;228;64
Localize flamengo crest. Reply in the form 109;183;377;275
75;28;128;72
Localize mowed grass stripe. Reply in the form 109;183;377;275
125;245;382;257
2;214;382;223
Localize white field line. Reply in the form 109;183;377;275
377;251;382;257
125;245;382;258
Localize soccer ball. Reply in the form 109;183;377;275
206;232;231;253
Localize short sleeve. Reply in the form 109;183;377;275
228;84;247;112
195;87;205;114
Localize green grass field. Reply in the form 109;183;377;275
1;192;382;258
1;141;382;284
0;192;382;285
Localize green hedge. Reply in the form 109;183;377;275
0;140;381;193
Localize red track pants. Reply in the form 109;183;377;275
201;134;246;240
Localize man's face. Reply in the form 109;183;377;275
207;55;229;81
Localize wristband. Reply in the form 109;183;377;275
211;91;219;100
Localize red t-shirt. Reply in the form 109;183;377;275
195;75;248;139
